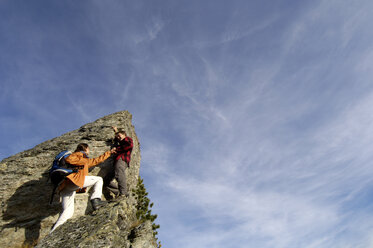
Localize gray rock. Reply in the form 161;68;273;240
0;111;157;248
37;200;158;248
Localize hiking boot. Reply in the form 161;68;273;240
91;198;107;210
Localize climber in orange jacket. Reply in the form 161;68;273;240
50;143;116;233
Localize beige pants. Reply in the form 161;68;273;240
50;176;103;233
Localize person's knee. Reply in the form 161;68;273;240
95;176;103;186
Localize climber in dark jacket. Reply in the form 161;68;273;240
104;126;133;200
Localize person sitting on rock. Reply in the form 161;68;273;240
50;143;116;233
104;126;133;201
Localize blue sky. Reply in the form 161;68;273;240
2;0;373;247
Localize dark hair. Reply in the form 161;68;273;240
115;130;127;136
75;143;89;152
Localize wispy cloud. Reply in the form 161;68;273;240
3;1;373;247
162;175;339;247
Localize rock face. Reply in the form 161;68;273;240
0;111;157;248
36;200;157;248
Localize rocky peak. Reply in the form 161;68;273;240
0;111;158;247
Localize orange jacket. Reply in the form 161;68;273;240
63;151;111;188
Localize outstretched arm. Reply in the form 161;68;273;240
66;149;115;168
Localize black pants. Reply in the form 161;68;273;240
104;158;128;196
115;158;128;195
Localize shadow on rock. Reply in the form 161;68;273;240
2;173;61;247
96;156;118;201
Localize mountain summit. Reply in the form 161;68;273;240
0;111;158;247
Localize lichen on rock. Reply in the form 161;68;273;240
37;200;158;248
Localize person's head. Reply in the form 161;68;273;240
115;130;127;141
75;143;90;154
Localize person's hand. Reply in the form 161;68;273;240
110;147;117;153
112;126;118;132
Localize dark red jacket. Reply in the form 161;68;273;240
115;137;133;165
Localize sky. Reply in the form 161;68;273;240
1;0;373;247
